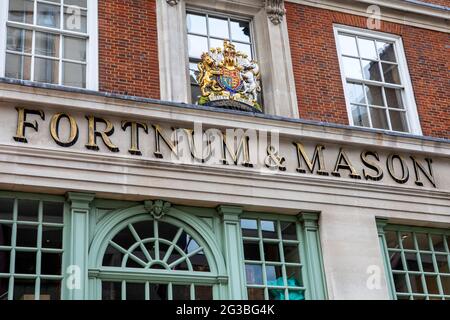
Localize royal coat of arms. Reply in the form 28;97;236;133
196;40;262;112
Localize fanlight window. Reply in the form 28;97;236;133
102;219;210;272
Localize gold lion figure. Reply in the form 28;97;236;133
197;52;222;96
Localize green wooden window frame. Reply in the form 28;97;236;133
378;221;450;300
0;193;67;300
92;213;222;300
240;213;327;300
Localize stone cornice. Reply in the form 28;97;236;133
287;0;450;33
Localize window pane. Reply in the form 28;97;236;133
389;251;405;270
35;32;60;57
102;245;124;267
425;275;440;294
283;244;300;263
63;37;86;61
400;232;414;250
0;224;12;247
263;242;280;262
362;59;382;82
7;28;32;54
266;265;283;284
102;281;121;300
431;234;446;252
191;85;201;104
172;284;191;300
405;252;420;271
377;41;396;62
64;0;87;8
188;35;208;59
0;250;11;274
365;85;384;106
0;278;8;300
280;222;297;241
230;20;250;43
245;264;263;285
261;221;278;239
385;88;404;109
187;13;207;35
409;275;424;294
286;266;303;286
0;199;14;221
389;110;408;132
37;3;61;28
244;241;260;261
370;107;389;129
18;199;39;222
5;54;31;80
209;38;224;51
64;7;87;33
241;219;258;237
346;83;366;104
35;58;59;84
63;62;86;88
234;42;252;59
16;224;38;247
436;254;449;274
342;56;362;79
126;282;145;300
338;34;358;56
42;226;63;249
393;273;408;293
247;288;264;300
13;278;35;300
208;16;229;39
382;63;401;84
358;38;377;60
351;104;370;127
15;251;36;274
41;252;62;275
195;286;212;300
149;283;167;300
40;279;61;300
421;253;434;272
43;202;63;224
8;0;34;24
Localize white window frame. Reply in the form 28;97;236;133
185;9;257;105
0;0;98;91
333;24;422;135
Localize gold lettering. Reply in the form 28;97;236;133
332;148;361;179
85;115;119;152
14;107;45;143
293;143;328;175
221;132;253;167
183;129;212;163
386;154;409;184
361;151;383;181
410;156;436;188
121;120;148;156
50;113;79;147
152;124;178;158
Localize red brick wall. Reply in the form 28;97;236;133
98;0;160;99
286;3;450;139
418;0;450;7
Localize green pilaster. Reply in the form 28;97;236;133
217;205;246;300
66;192;95;300
299;212;327;300
376;218;395;300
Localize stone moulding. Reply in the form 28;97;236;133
266;0;286;25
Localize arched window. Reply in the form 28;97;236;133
95;215;220;300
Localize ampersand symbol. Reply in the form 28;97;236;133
265;145;286;171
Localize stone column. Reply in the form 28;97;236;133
217;205;247;299
66;192;95;300
156;0;190;103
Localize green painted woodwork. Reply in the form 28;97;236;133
378;221;450;300
0;191;328;300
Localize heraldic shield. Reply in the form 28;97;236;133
196;40;262;113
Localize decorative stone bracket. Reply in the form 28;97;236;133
144;199;172;219
266;0;286;25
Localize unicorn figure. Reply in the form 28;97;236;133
241;60;261;101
